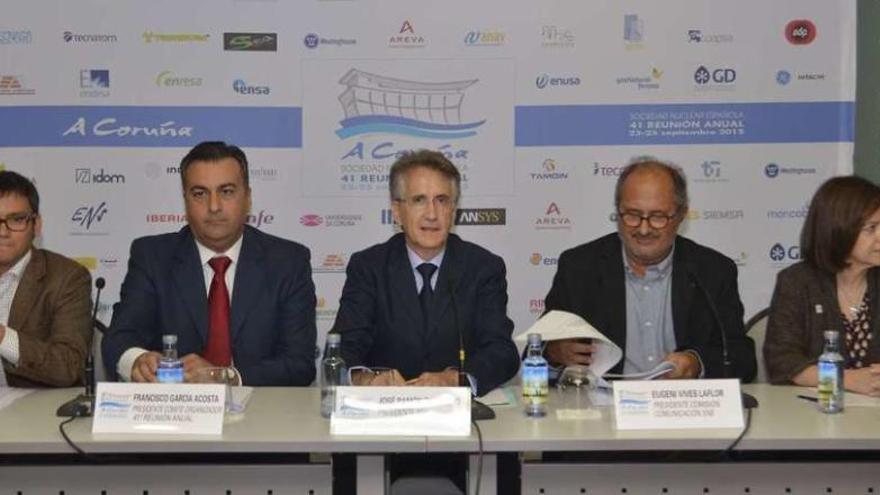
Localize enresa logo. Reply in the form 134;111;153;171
785;20;816;45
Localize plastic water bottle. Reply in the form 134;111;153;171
817;330;844;413
157;334;184;383
522;333;549;417
321;333;348;418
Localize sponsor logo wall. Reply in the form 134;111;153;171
0;0;855;345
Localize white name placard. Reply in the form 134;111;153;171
92;382;226;435
613;379;744;430
331;386;471;437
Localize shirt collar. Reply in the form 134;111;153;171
196;234;243;268
4;249;31;280
406;244;445;271
622;243;675;281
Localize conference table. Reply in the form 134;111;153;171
2;384;879;495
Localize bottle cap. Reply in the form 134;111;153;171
326;333;341;345
527;333;542;346
162;334;178;345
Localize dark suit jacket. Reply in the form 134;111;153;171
5;249;92;387
102;225;316;386
764;262;880;384
332;233;519;396
543;233;756;381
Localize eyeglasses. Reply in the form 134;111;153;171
0;212;36;232
394;195;454;211
618;210;679;229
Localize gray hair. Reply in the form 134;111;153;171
613;157;689;212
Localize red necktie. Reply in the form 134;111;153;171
204;256;232;366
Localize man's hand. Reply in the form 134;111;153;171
845;365;880;397
663;351;701;379
131;351;162;382
180;354;215;382
544;338;594;367
351;368;406;386
406;368;459;387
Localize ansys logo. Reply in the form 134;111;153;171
335;68;485;140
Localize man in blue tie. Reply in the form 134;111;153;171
333;149;519;395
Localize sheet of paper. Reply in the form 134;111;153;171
604;361;675;380
480;386;515;407
0;387;35;411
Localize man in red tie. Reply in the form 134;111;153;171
102;142;317;385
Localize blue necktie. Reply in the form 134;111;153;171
417;263;437;328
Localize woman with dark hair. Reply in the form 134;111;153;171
765;176;880;395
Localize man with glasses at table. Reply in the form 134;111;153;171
0;171;93;387
542;158;756;381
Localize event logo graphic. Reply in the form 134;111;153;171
300;214;323;227
0;75;35;95
529;298;545;315
687;29;734;44
464;30;505;46
535;202;572;230
246;210;274;228
223;32;277;51
769;243;800;264
776;70;791;86
232;79;270;95
694;65;736;91
764;163;817;178
146;213;186;224
303;33;356;49
593;162;625;177
692;160;729;184
616;68;662;90
529;253;558;266
314;253;347;273
75;168;125;184
389;20;425;48
64;31;117;43
155;70;203;88
335;68;485;140
0;30;32;44
785;20;817;45
541;25;575;48
767;204;809;220
62;117;193;139
80;69;110;97
71;202;108;230
456;208;506;226
536;73;581;89
530;158;568;181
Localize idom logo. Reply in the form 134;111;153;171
335;68;485;140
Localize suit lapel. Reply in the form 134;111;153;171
8;249;45;331
671;238;695;347
230;227;264;343
387;236;426;341
599;238;628;352
172;228;209;344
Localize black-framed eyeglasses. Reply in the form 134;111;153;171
618;210;679;229
0;212;36;232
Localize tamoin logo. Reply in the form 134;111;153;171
335;68;485;141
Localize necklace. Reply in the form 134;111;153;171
838;280;867;316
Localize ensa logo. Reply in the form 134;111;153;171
299;214;323;227
694;66;736;84
785;20;816;45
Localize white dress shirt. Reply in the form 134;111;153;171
0;250;32;386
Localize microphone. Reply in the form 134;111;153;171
56;277;105;417
687;269;758;409
447;274;495;420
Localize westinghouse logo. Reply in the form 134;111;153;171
303;33;356;49
79;69;110;98
75;168;125;184
155;70;203;88
0;75;35;96
143;31;210;44
64;31;117;43
389;20;426;48
463;30;505;47
224;32;277;51
535;202;571;230
764;163;817;178
540;25;575;48
536;73;581;90
456;208;506;226
530;159;568;181
0;30;32;44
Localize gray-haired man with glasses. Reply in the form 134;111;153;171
542;158;756;382
0;171;93;387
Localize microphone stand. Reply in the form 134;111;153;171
56;277;105;417
448;275;495;420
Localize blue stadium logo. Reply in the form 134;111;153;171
776;70;791;86
304;33;319;49
335;68;485;140
764;163;780;178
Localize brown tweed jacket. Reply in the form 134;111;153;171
764;261;880;384
4;248;92;387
